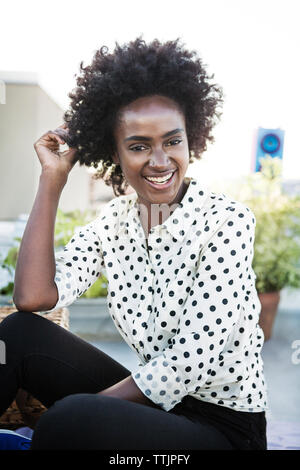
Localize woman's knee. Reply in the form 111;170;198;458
31;393;111;449
0;311;55;364
0;310;37;339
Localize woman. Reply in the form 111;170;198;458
0;37;268;450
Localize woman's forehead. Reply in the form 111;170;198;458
121;94;179;111
116;96;185;136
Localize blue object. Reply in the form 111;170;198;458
252;127;285;172
15;426;34;439
0;429;32;450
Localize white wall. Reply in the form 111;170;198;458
0;81;91;220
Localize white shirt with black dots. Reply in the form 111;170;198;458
46;176;269;413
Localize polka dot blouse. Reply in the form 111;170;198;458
47;176;269;413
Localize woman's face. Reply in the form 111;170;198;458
113;94;190;209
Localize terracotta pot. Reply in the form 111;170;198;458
258;291;281;341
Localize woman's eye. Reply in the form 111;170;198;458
130;139;182;151
130;145;147;152
166;139;182;146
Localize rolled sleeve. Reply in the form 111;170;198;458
132;356;187;412
44;219;105;313
132;204;256;411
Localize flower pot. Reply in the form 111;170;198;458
258;291;281;341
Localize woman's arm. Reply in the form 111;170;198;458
98;375;162;410
13;172;67;312
13;125;78;312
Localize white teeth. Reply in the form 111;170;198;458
145;172;173;183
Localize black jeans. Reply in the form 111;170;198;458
0;311;267;450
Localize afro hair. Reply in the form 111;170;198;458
63;36;224;196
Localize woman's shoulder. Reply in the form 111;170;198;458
198;181;255;222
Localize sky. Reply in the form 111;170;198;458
1;0;299;183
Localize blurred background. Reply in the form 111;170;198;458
0;0;299;449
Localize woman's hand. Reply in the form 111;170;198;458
34;123;79;180
97;376;161;410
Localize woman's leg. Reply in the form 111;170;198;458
0;312;234;450
0;311;131;414
31;393;234;450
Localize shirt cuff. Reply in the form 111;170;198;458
131;355;187;412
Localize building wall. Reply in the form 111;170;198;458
0;81;91;220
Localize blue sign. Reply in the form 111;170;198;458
252;127;285;172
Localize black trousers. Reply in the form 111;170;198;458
0;311;267;450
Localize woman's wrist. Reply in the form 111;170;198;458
97;375;161;410
40;168;68;192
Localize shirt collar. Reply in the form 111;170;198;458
121;176;210;242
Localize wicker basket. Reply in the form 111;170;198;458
0;306;69;430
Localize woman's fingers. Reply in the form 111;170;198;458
47;132;65;146
51;124;71;145
35;132;63;147
34;125;79;176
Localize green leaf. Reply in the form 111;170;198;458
54;208;99;248
0;282;14;296
81;274;108;298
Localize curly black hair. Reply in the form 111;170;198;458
63;36;224;196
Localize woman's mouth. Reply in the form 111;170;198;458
143;170;177;189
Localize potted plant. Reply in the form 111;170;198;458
212;156;300;340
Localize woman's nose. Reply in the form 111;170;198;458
149;148;170;168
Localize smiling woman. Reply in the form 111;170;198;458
1;36;268;451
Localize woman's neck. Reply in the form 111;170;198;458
137;177;191;237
